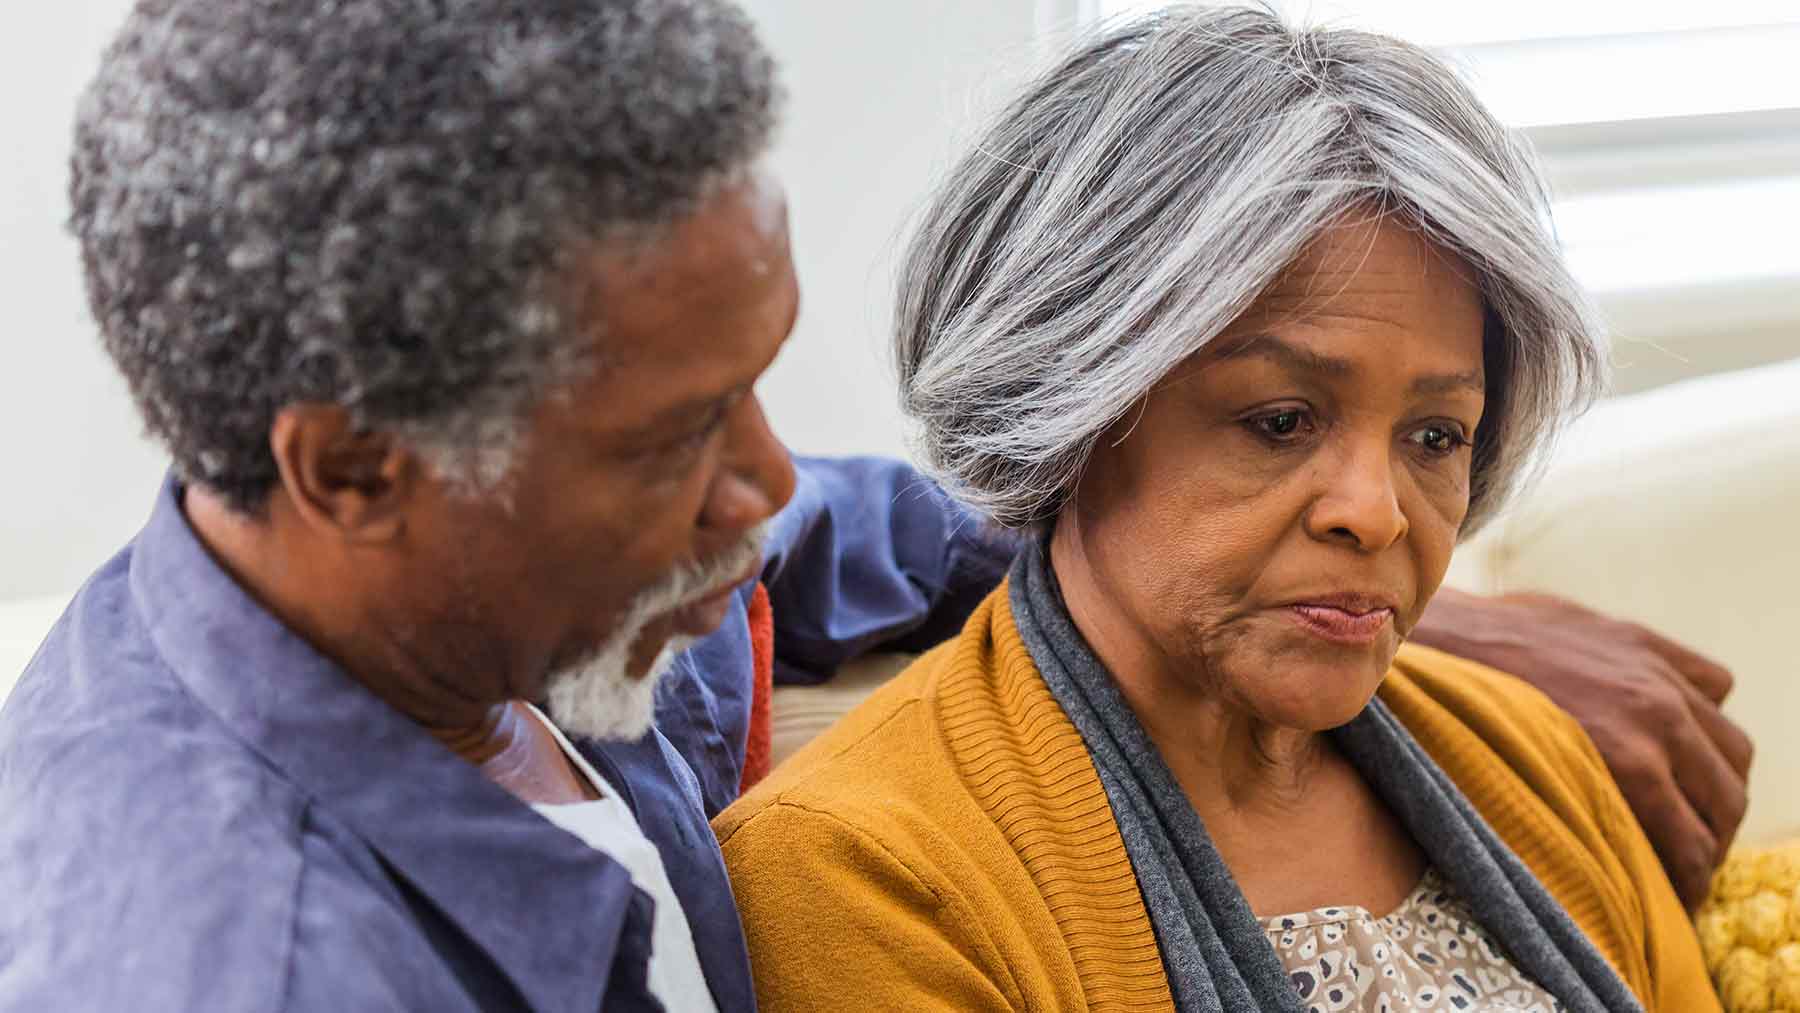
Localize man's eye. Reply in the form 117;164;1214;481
667;405;731;454
673;425;714;451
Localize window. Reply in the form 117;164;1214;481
1088;0;1800;125
1058;0;1800;390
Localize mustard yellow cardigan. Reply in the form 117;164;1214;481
714;586;1718;1011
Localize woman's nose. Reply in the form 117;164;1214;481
1304;436;1407;552
698;393;795;539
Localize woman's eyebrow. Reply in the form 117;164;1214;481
1215;333;1353;379
1215;334;1482;397
1409;370;1485;397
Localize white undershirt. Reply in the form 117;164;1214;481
524;705;719;1013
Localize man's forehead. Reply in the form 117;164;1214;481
618;172;785;269
574;176;791;334
547;172;797;432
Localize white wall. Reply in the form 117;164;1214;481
736;0;1047;459
1;0;167;600
0;0;1051;599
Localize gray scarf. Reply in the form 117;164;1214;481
1009;540;1643;1013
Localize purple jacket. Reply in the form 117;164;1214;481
0;457;1013;1011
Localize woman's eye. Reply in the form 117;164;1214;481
1252;409;1310;440
1409;424;1468;455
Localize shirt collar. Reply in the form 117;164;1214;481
129;476;637;1013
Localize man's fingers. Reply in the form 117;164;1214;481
1676;675;1756;781
1662;809;1723;913
1663;712;1749;863
1604;676;1736;908
1620;757;1721;911
1669;680;1754;863
1642;628;1735;705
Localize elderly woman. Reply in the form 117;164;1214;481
717;7;1715;1013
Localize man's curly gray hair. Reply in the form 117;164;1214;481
894;5;1606;534
71;0;780;512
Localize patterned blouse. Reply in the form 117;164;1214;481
1263;868;1567;1012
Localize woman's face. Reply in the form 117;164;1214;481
1052;215;1487;732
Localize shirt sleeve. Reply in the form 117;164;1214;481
758;456;1019;685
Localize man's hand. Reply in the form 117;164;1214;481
1411;588;1754;910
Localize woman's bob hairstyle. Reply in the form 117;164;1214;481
894;4;1606;534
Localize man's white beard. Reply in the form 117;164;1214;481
544;525;766;743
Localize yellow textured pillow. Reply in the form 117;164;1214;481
1696;841;1800;1012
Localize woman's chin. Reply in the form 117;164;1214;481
1259;696;1377;733
1236;655;1394;732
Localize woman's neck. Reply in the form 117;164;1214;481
1046;523;1424;916
1047;522;1329;816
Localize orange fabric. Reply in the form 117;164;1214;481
1382;645;1721;1012
737;581;774;794
716;582;1718;1012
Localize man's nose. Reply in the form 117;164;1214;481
698;393;795;540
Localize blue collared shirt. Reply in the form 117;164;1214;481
0;456;1012;1012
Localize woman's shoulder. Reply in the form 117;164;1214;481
712;589;1159;1011
1387;640;1566;716
713;629;988;852
1382;640;1633;854
1384;640;1603;780
718;585;1077;845
712;578;1114;903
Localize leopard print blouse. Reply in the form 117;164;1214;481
1263;868;1568;1012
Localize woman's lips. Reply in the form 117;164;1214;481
1285;603;1395;646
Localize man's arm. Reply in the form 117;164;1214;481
1412;588;1754;910
758;456;1017;685
655;456;1014;814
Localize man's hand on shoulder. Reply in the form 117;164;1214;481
1411;587;1754;910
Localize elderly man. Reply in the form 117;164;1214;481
0;0;1749;1009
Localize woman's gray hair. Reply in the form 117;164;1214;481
895;4;1606;534
72;0;779;512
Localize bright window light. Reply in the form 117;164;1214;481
1555;176;1800;293
1440;25;1800;128
1094;0;1800;45
1082;0;1800;353
1092;1;1800;127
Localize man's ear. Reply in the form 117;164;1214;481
268;405;416;543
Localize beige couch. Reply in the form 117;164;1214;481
4;358;1797;843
